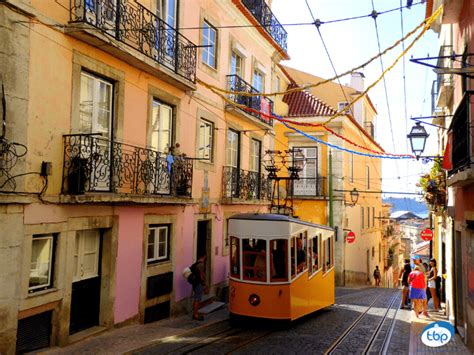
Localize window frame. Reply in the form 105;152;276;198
226;128;240;168
249;138;261;173
349;153;354;183
361;207;364;229
252;69;264;93
366;165;370;189
230;50;243;77
198;118;214;161
309;234;321;277
147;224;171;264
323;235;334;273
29;234;56;293
202;20;217;68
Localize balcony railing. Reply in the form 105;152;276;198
222;166;272;201
241;0;288;52
70;0;197;83
62;134;193;197
449;91;474;176
292;177;326;197
227;75;273;126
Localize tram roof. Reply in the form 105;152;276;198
229;213;334;231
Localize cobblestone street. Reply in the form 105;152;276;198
40;287;469;355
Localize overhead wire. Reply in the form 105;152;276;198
370;0;400;181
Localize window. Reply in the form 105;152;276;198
323;236;334;272
372;207;375;227
202;21;217;68
198;119;213;160
366;166;370;189
291;232;307;279
147;225;170;263
270;239;288;282
226;129;240;168
156;0;177;27
361;207;364;229
29;234;55;292
79;71;113;137
272;74;280;93
250;139;261;172
338;101;350;114
253;70;264;92
293;147;318;196
349;154;354;183
242;238;267;281
230;236;240;278
310;234;321;274
73;230;100;282
150;99;173;152
367;207;370;228
230;51;243;77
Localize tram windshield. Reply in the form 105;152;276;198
242;238;267;281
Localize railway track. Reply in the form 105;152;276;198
325;290;401;355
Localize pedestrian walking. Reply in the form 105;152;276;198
428;258;440;311
399;259;411;309
413;256;429;316
191;254;207;321
408;265;427;318
373;266;381;287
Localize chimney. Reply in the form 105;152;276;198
350;72;365;91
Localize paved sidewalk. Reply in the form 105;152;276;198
34;307;229;355
408;309;471;354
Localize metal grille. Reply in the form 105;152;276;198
222;166;271;201
292;176;326;197
449;91;473;176
16;311;52;353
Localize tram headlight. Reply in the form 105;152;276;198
248;294;260;306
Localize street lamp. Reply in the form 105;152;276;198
407;122;429;159
345;187;359;207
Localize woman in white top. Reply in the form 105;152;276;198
428;258;439;311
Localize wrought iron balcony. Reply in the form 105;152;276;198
70;0;197;83
292;177;326;197
222;166;271;201
241;0;288;52
62;134;192;197
449;91;474;177
226;75;273;126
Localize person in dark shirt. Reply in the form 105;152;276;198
399;259;412;309
296;238;306;273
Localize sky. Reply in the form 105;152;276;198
271;0;440;200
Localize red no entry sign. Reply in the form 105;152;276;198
346;231;356;244
421;228;433;241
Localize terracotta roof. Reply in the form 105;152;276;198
283;84;336;117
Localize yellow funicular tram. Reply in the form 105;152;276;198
228;213;335;321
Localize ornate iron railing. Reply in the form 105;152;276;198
292;177;326;197
62;134;192;197
70;0;197;83
449;91;474;176
222;166;271;201
227;75;273;126
241;0;288;52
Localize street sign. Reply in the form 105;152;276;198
421;228;433;241
346;231;356;244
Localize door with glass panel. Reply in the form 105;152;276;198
226;129;240;198
70;230;101;334
79;72;113;191
293;147;317;196
150;99;173;194
249;139;261;199
155;0;177;63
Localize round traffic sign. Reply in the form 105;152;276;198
421;228;433;241
346;231;356;244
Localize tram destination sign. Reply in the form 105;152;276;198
346;231;356;244
421;228;433;241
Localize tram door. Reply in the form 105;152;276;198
197;220;211;288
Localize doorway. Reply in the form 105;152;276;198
197;220;211;287
69;229;102;334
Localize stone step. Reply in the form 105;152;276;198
199;301;225;314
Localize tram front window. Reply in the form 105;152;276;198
270;239;287;282
230;236;240;278
242;238;267;281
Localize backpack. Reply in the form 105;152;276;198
182;261;201;286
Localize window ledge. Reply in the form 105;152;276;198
27;287;59;299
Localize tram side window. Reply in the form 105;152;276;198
270;239;287;282
323;236;334;272
230;236;240;278
242;238;267;281
310;234;320;274
291;233;307;279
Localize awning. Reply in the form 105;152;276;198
442;131;453;170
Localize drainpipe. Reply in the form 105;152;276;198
329;149;334;228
